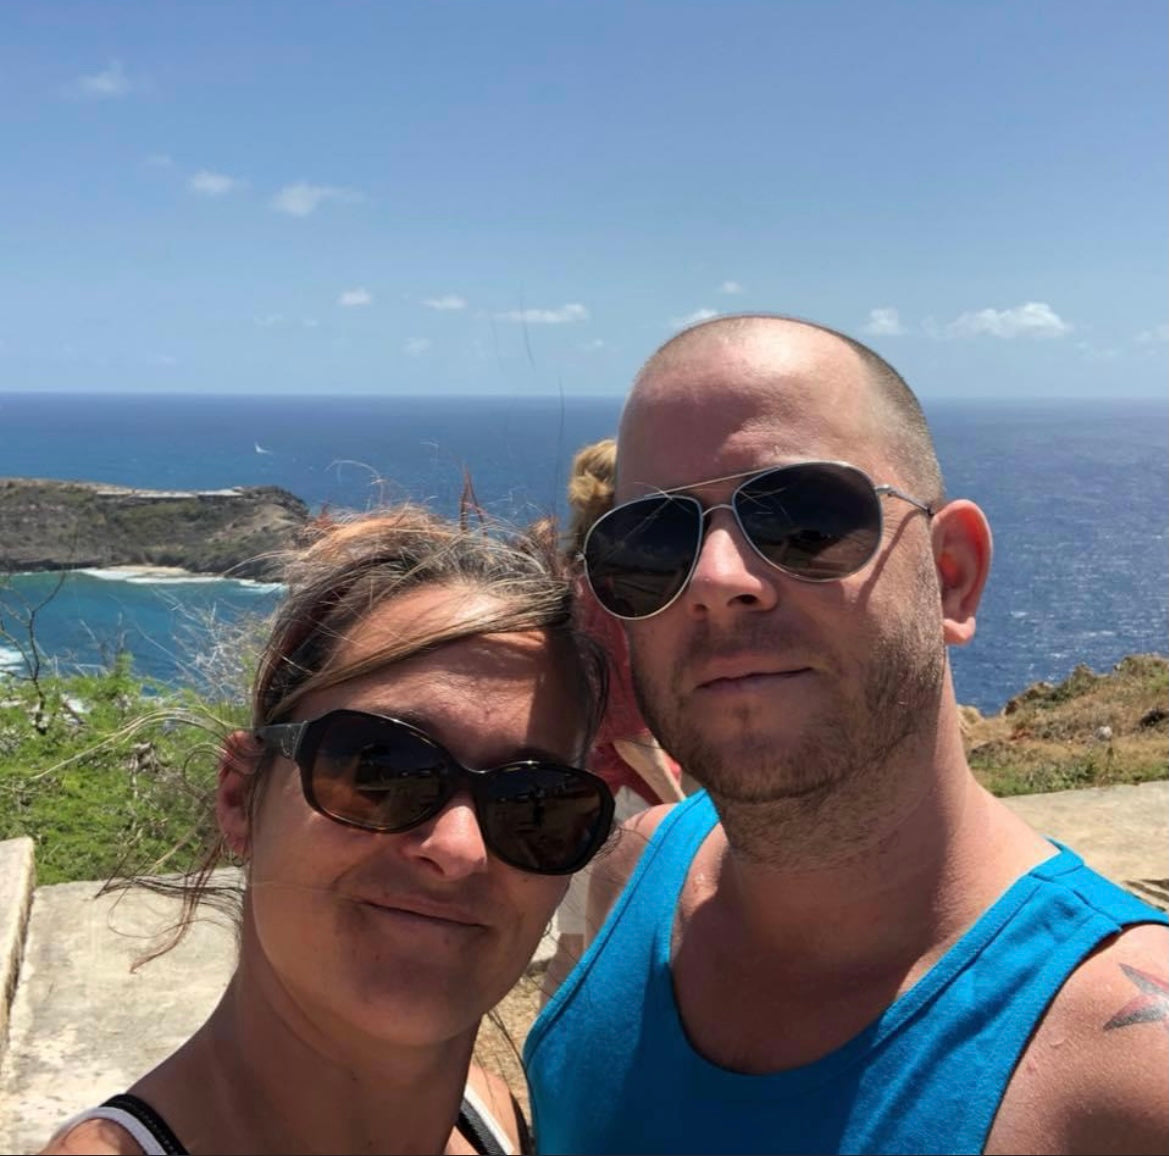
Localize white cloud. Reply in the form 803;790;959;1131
1136;323;1169;344
422;295;468;311
271;182;364;217
718;280;744;295
494;303;589;324
403;338;432;357
1076;341;1121;362
254;314;287;327
143;153;174;169
188;170;245;197
944;301;1072;340
861;307;906;337
302;318;320;329
579;338;608;352
75;60;133;99
669;307;719;329
337;288;373;307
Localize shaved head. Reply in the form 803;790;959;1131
620;314;944;504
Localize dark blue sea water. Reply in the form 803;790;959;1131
2;393;1166;713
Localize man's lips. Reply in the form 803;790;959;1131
692;661;812;692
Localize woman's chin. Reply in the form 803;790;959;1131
320;951;504;1046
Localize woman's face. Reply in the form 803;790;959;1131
225;586;587;1050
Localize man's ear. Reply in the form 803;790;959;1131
930;499;993;647
217;730;262;859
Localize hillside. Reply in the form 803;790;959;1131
963;654;1168;795
0;478;309;580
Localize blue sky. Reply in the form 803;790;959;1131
1;1;1165;398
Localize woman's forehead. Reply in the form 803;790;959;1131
320;589;578;708
311;629;587;765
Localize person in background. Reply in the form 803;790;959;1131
44;505;613;1155
568;439;692;809
524;315;1169;1154
542;440;690;998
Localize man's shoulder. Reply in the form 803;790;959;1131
989;920;1169;1155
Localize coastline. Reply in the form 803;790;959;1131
0;477;309;581
72;564;285;589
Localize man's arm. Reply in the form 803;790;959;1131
987;922;1169;1155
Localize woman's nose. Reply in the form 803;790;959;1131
399;792;491;879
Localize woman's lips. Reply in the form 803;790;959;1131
358;898;485;930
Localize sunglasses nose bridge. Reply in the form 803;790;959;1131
432;760;469;810
691;499;737;553
676;497;776;611
440;762;512;837
692;498;763;570
698;499;736;523
457;763;494;810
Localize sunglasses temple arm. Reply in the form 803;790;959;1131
255;721;307;761
876;485;934;516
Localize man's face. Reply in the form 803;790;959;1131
617;325;946;803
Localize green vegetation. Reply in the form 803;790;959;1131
0;657;247;885
965;654;1169;796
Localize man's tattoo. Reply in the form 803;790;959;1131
1102;964;1169;1031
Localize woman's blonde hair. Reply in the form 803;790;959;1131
566;438;617;556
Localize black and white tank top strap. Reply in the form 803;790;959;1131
458;1083;518;1155
49;1093;188;1156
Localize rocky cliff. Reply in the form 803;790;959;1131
0;479;309;580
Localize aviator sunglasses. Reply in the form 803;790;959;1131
582;460;934;620
255;709;615;875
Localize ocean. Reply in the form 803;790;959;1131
2;393;1166;714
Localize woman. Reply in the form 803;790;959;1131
566;438;687;810
544;440;688;997
44;505;613;1155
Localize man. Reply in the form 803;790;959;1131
524;315;1168;1154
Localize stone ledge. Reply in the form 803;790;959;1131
0;873;241;1152
0;838;36;1063
1001;780;1169;904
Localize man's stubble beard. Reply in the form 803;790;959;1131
629;581;946;812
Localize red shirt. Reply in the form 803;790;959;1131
576;586;680;805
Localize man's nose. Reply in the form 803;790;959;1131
401;792;491;880
683;507;780;617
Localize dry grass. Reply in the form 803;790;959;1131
965;654;1168;796
473;966;548;1117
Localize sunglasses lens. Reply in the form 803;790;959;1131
298;711;612;874
311;712;450;831
584;495;701;618
478;767;613;874
736;462;882;580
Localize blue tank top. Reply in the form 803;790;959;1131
525;791;1167;1155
